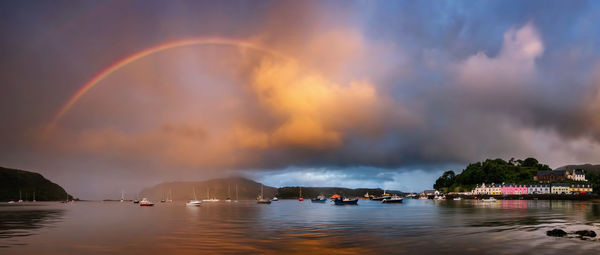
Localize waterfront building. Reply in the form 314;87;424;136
473;183;501;195
566;169;587;181
569;184;593;194
501;184;528;195
527;184;550;194
551;183;570;194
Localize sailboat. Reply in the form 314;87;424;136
120;190;125;202
298;186;303;202
234;184;239;202
202;187;219;202
257;184;271;204
167;189;173;203
186;187;202;206
18;190;23;203
225;185;232;202
161;191;166;203
32;191;36;202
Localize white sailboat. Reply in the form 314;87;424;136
257;184;271;204
167;189;173;203
18;190;23;203
234;184;239;202
120;190;125;202
32;191;36;202
202;187;219;202
186;187;202;206
226;185;232;202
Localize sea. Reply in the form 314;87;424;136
1;199;600;254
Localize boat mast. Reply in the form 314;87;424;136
299;186;302;198
236;184;238;201
193;187;197;200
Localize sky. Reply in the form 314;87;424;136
1;0;600;199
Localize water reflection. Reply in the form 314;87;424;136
0;205;63;248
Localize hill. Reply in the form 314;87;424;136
276;187;403;199
139;177;277;201
433;158;552;192
555;164;600;174
0;166;73;201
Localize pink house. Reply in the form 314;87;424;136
501;184;528;195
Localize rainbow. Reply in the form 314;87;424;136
43;37;289;136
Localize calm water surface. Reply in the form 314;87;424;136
1;199;600;254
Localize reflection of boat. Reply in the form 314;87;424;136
186;188;202;206
139;198;154;206
334;197;359;205
257;184;271;204
382;194;403;203
482;197;497;202
311;195;327;203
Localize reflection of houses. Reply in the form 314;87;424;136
527;184;550;194
472;183;501;195
551;183;570;194
535;169;586;182
501;184;528;195
569;184;593;194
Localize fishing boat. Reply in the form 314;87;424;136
139;198;154;206
257;184;271;204
482;197;497;202
186;188;202;206
334;197;359;205
298;186;303;201
202;188;220;202
382;194;403;203
311;195;327;203
371;190;392;201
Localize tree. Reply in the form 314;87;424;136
433;170;456;190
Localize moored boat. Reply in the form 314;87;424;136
334;197;359;205
139;198;154;206
257;184;271;204
186;188;201;206
382;194;403;203
482;197;497;202
298;186;303;202
311;195;327;203
453;197;462;200
271;197;279;201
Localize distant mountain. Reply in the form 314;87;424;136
276;187;403;199
139;177;277;201
555;164;600;174
0;166;73;201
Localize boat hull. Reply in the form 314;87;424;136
382;199;403;203
257;200;271;204
311;199;327;203
334;198;359;205
140;203;154;206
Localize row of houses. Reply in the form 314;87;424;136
472;183;593;195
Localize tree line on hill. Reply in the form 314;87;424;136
433;158;553;192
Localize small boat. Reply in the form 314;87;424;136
453;197;462;200
257;184;271;204
298;186;303;202
120;190;125;203
18;190;23;203
234;184;239;202
311;195;327;203
334;197;359;205
7;201;15;204
202;188;220;202
133;199;140;204
271;197;279;201
225;185;232;202
139;198;154;206
382;194;403;203
482;197;497;202
186;188;201;206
